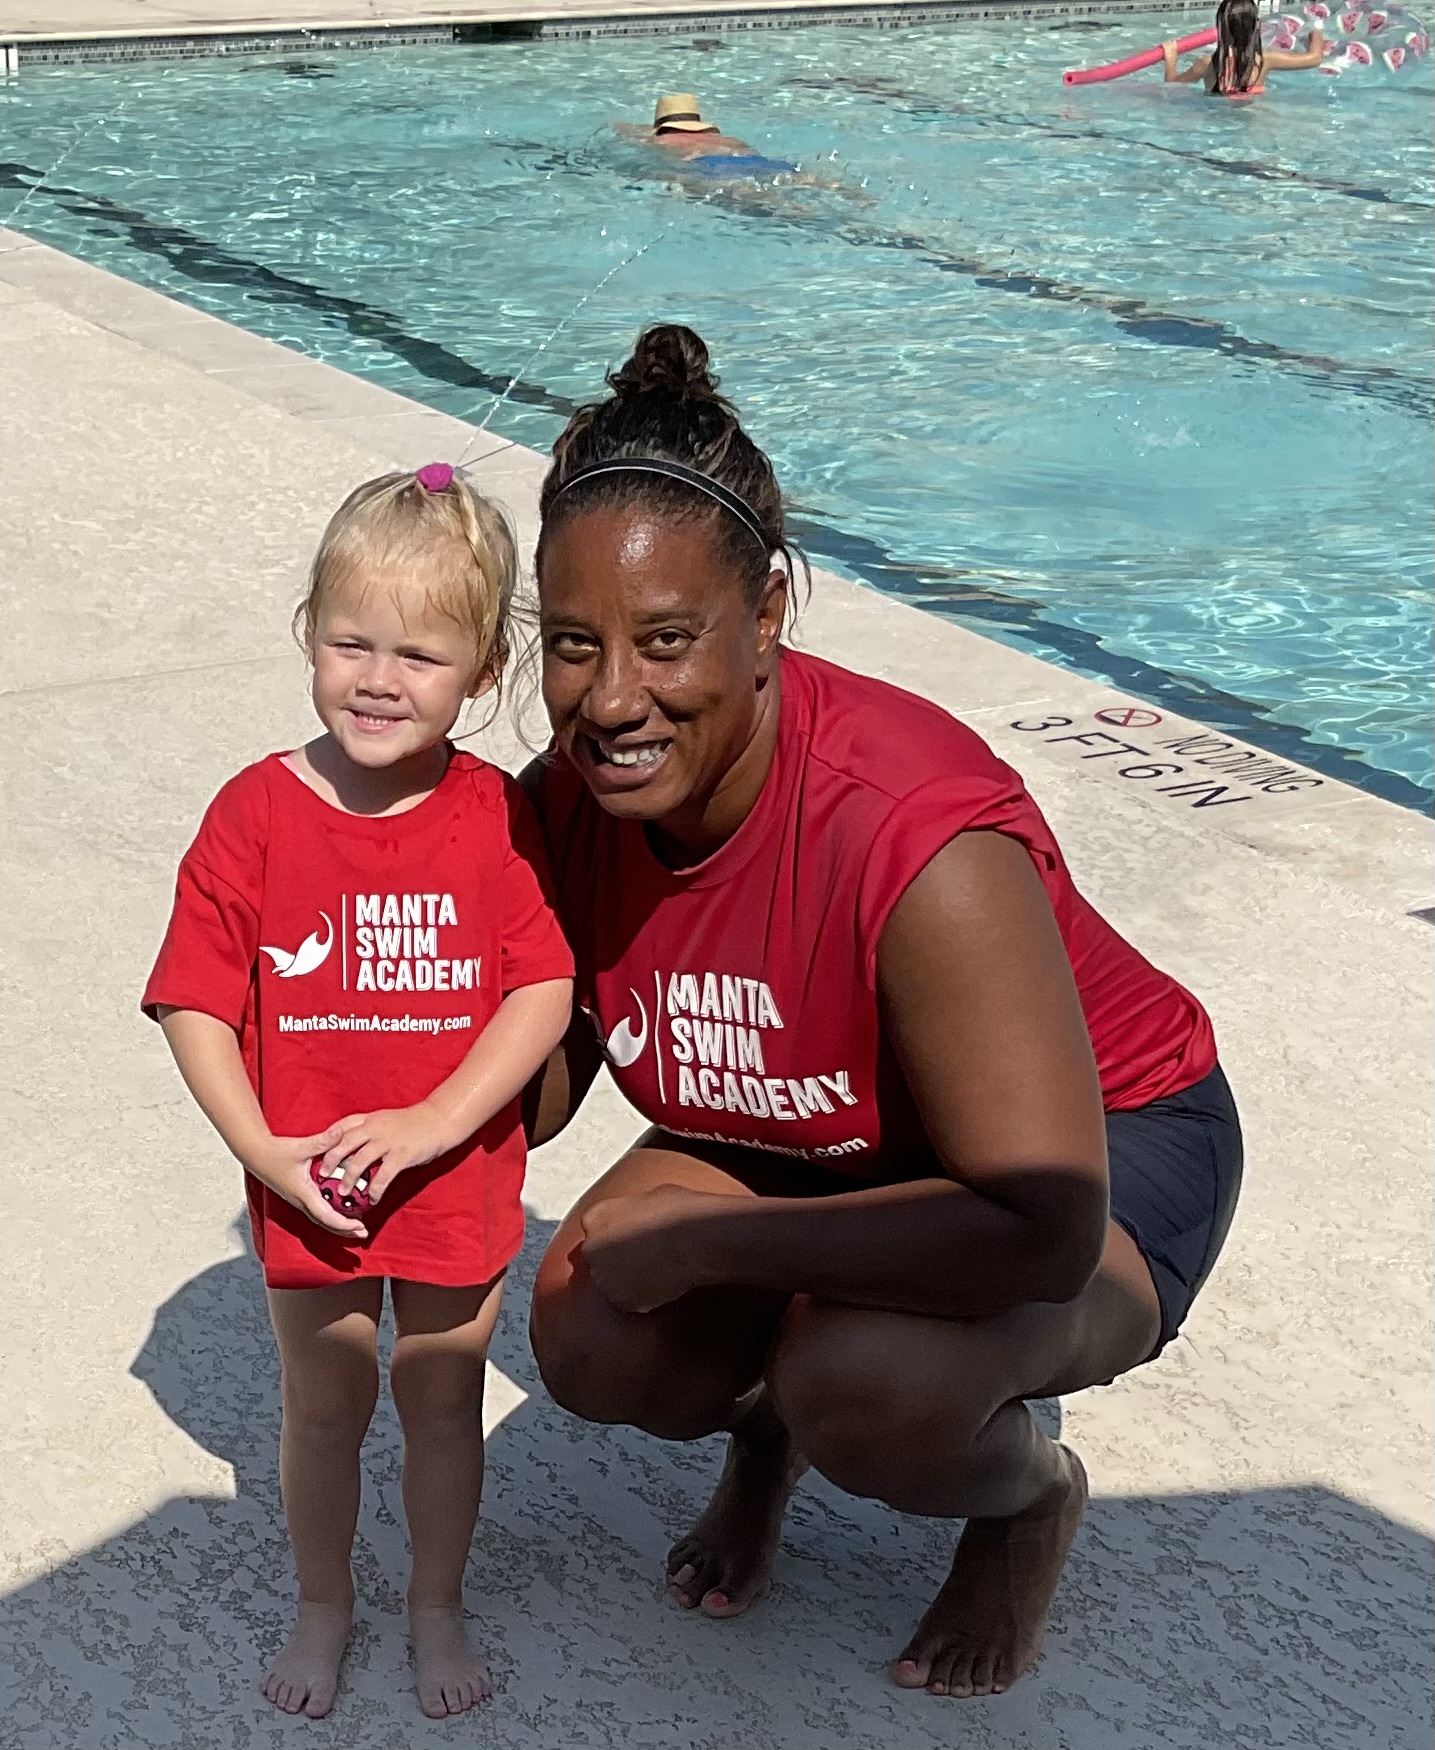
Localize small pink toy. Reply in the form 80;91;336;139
310;1157;372;1217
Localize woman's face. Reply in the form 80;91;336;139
538;505;786;825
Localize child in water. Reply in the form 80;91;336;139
143;464;573;1720
1163;0;1326;93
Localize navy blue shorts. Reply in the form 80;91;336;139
1108;1064;1243;1356
647;1062;1242;1357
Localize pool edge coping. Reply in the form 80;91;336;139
2;0;1214;57
1;223;1429;921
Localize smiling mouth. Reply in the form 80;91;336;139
587;737;672;771
349;709;404;730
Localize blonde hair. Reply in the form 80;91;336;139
295;469;517;706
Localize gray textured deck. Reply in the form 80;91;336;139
0;233;1429;1749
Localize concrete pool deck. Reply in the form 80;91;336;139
0;230;1430;1749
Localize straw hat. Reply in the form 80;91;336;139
654;93;715;133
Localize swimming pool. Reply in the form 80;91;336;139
3;17;1432;805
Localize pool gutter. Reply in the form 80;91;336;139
3;0;1213;64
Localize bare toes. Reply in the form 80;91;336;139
892;1649;931;1690
970;1650;999;1696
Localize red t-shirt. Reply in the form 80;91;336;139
143;750;574;1289
542;648;1216;1177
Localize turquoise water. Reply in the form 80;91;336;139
3;19;1432;804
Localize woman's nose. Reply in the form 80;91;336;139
583;646;648;728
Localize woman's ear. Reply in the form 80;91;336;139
755;568;789;667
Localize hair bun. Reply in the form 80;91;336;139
608;324;721;403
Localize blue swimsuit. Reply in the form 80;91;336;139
687;153;797;180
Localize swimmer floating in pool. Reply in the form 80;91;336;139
622;92;799;181
1163;0;1325;94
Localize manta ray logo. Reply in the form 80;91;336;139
605;989;649;1069
260;912;334;979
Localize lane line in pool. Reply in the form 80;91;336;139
0;161;584;422
5;145;1428;429
792;74;1433;212
786;512;1434;813
513;138;1433;419
678;178;1434;419
3;165;1425;809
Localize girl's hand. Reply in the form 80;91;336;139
578;1185;729;1313
320;1101;456;1205
1162;38;1178;63
248;1127;369;1240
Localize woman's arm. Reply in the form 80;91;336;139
579;831;1110;1319
322;978;574;1200
157;1006;363;1237
1163;40;1212;81
1263;29;1325;68
523;1011;606;1147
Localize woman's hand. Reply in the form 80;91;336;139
247;1127;369;1240
579;1185;729;1313
319;1101;456;1205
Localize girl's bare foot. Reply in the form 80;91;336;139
260;1600;353;1718
892;1444;1089;1698
410;1604;493;1717
666;1392;806;1618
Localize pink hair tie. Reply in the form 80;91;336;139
416;462;453;493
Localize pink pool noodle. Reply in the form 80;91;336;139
1063;28;1218;85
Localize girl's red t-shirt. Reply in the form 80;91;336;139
541;648;1217;1177
143;750;574;1289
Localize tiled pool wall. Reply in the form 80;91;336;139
8;1;1213;67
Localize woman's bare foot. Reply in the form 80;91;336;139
892;1444;1089;1698
666;1392;807;1618
410;1604;493;1717
260;1599;353;1718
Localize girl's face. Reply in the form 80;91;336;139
538;504;785;826
310;571;483;770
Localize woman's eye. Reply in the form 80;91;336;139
645;630;692;655
547;633;596;659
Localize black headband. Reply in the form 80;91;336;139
551;457;771;553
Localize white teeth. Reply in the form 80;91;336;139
605;744;666;768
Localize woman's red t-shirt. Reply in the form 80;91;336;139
143;751;574;1289
542;648;1216;1177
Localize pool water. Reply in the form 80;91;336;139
3;19;1432;804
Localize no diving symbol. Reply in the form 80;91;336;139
1094;705;1163;730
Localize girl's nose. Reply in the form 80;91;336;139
355;655;402;695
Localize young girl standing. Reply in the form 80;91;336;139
143;464;573;1721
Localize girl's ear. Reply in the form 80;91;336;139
467;667;499;702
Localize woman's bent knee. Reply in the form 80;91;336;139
532;1290;738;1439
767;1299;991;1502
